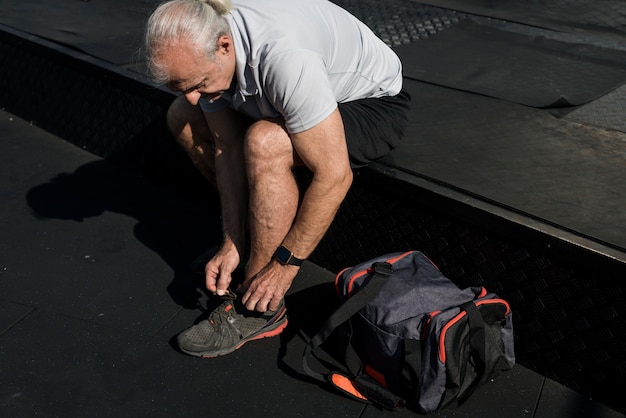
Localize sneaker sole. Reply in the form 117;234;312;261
201;317;288;358
179;312;289;358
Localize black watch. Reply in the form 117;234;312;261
273;245;304;266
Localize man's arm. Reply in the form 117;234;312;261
241;108;353;310
203;108;250;295
282;108;353;258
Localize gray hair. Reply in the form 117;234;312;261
144;0;233;84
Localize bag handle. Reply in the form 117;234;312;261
457;301;487;404
302;262;397;400
309;261;393;348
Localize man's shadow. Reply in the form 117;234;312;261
25;159;223;311
26;158;349;385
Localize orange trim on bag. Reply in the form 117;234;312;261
385;251;415;265
438;312;465;363
334;267;351;296
488;298;511;315
365;364;388;388
346;269;369;296
438;299;511;363
422;310;442;339
343;251;415;297
422;253;441;270
330;373;368;400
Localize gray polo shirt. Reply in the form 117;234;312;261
200;0;403;134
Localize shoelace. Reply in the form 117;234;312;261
208;298;236;328
207;288;284;329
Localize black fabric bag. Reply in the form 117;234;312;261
302;251;515;413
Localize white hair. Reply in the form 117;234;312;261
144;0;232;84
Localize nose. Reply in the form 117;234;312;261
184;90;201;106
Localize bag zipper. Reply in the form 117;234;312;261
437;298;511;363
336;251;414;297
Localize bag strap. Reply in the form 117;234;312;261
401;338;423;406
309;261;393;348
302;262;396;398
458;301;487;404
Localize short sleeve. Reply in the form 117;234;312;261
262;50;338;134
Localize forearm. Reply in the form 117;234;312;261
239;108;352;312
280;167;352;260
240;165;351;312
276;108;353;261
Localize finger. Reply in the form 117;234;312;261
242;286;267;312
254;296;274;313
268;296;281;312
205;266;219;293
215;271;232;296
243;291;258;311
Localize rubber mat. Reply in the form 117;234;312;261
395;20;626;108
378;79;626;251
411;0;626;36
564;83;626;133
333;0;467;46
0;0;462;64
0;0;151;65
8;110;604;418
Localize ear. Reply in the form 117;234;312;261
216;35;232;55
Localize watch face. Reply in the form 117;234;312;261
275;246;292;263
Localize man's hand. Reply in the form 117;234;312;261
205;244;241;296
241;261;298;312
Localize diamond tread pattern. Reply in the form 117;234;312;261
309;180;626;413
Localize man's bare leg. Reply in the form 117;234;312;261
167;100;298;294
166;96;218;187
167;97;251;289
242;120;300;287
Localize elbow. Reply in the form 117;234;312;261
330;164;353;199
313;163;353;198
341;166;353;193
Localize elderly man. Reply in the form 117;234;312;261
144;0;409;357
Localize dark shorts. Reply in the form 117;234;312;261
338;88;411;167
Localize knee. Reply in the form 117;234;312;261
166;96;190;137
244;120;293;173
166;96;208;150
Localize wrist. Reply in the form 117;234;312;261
222;234;245;256
273;245;305;267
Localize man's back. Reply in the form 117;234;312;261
221;0;403;132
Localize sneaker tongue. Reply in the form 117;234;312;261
224;302;234;314
208;300;234;326
232;286;246;299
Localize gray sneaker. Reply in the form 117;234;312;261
176;291;288;358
